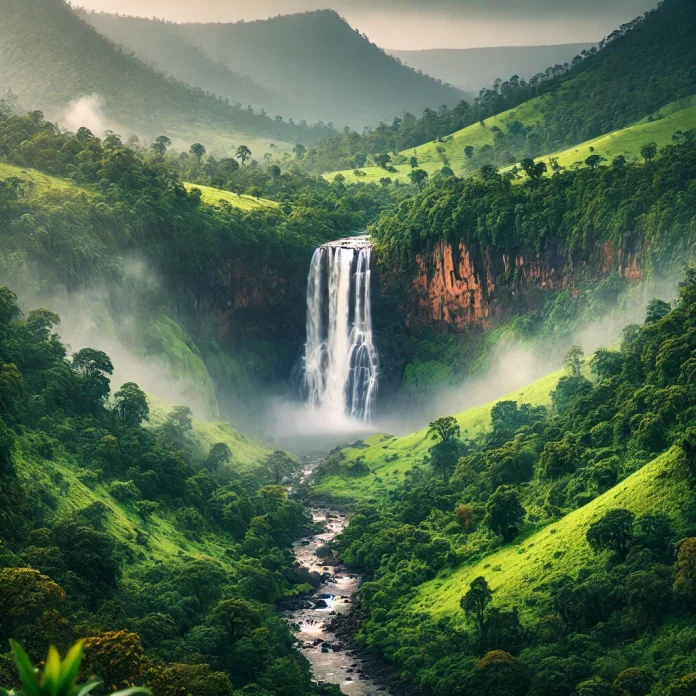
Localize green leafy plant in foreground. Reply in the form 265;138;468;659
1;640;150;696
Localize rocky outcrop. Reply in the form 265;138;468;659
409;239;642;330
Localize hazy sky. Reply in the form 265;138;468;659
75;0;659;49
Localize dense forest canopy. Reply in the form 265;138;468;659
3;0;696;695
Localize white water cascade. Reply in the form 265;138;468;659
302;235;379;421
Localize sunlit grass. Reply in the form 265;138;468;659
312;366;566;501
411;447;687;620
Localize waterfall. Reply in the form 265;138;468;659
303;236;379;421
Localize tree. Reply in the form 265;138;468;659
236;145;252;164
585;154;606;168
460;576;493;639
72;348;113;406
355;152;367;167
409;168;429;192
640;142;658;163
430;439;465;481
586;508;635;559
114;382;149;426
613;669;653;696
189;143;206;161
0;568;65;646
674;537;696;608
428;416;461;442
333;173;346;185
206;442;232;472
292;143;306;160
465;145;475;159
83;631;146;691
151;135;171;156
265;450;295;484
472;651;530;696
520;157;547;184
563;344;584;377
151;663;233;696
410;155;419;168
645;298;671;323
485;486;525;541
375;153;392;169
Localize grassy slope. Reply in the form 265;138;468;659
184;182;278;211
411;447;687;620
0;161;88;197
324;97;696;185
323;96;546;185
524;98;696;172
313;367;565;501
15;439;257;571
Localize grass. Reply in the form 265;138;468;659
184;182;278;211
521;100;696;173
0;161;89;198
0;159;275;213
312;366;566;502
324;96;696;186
411;447;688;620
14;440;242;569
322;96;547;185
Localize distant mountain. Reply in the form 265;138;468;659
0;0;333;149
81;10;468;129
77;11;287;117
389;44;595;93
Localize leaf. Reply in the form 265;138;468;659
9;641;39;696
0;688;16;696
111;688;151;696
57;641;84;696
74;681;101;696
41;647;61;694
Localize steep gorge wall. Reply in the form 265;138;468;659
407;239;642;330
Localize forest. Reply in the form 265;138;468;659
1;0;696;695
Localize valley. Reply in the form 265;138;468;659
1;1;696;696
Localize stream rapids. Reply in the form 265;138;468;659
285;502;390;695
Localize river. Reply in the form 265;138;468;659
286;503;390;695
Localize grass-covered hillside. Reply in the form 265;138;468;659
326;272;696;696
82;9;466;130
325;97;696;185
0;0;335;150
412;447;686;618
313;367;566;502
308;0;696;175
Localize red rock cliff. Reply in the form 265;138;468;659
409;239;642;330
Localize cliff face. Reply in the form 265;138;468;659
409;239;642;330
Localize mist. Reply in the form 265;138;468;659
1;258;220;423
56;94;123;138
377;270;683;438
74;0;657;50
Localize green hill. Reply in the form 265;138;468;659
412;447;686;618
323;95;546;184
80;10;465;131
325;96;696;186
0;0;334;151
313;366;565;501
312;0;696;176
